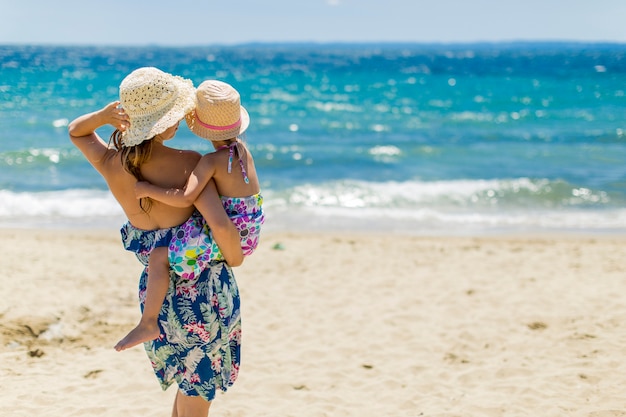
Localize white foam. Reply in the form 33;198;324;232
2;182;625;235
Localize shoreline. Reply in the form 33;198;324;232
3;229;626;415
2;216;626;239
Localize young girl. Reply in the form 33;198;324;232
115;80;264;351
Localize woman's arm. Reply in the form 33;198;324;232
68;101;130;173
135;155;217;207
194;180;244;267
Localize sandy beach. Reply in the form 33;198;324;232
2;228;626;416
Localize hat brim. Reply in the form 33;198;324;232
186;106;250;142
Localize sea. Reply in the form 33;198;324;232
1;42;626;235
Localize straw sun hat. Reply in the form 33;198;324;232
119;67;195;147
185;80;250;142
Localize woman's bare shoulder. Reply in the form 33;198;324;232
155;146;201;164
166;146;201;156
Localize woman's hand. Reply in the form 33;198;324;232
103;101;130;132
68;101;130;138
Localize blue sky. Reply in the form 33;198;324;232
2;0;626;45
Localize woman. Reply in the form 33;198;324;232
68;67;243;417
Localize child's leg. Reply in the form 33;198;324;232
140;246;170;325
114;246;170;351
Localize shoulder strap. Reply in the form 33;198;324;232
217;142;250;184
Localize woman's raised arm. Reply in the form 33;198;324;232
68;101;130;174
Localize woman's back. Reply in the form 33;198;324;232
103;142;201;230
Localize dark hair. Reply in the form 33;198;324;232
110;129;154;213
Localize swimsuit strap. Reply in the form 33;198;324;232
216;141;250;184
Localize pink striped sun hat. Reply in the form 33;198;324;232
185;80;250;142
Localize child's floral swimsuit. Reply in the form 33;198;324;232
168;142;265;279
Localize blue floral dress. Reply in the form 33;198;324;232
120;211;241;401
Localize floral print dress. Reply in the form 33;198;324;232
168;193;264;280
120;211;241;401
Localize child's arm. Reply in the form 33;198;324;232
135;155;217;207
195;180;244;267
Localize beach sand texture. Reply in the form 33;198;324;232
2;229;626;416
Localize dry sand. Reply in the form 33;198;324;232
2;228;626;416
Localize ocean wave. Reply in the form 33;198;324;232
267;178;620;210
3;178;621;233
0;189;124;229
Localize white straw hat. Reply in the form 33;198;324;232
119;67;195;147
185;80;250;142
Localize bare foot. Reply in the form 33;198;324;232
114;321;160;351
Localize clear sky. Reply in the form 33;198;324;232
2;0;626;46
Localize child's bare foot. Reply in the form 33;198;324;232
114;321;160;351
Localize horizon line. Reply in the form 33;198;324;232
2;39;626;48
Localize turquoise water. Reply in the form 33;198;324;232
1;43;626;234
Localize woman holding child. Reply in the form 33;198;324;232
68;67;245;417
